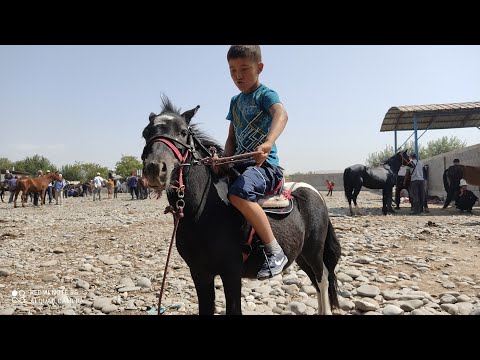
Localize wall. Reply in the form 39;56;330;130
286;172;344;191
422;143;480;198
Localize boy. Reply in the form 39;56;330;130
224;45;289;279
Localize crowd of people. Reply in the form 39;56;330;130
1;169;150;206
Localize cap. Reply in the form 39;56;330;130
459;179;468;186
453;159;460;163
96;172;100;176
46;170;51;173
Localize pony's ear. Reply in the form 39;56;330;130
149;112;157;124
181;105;200;124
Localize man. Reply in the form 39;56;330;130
405;153;425;215
394;165;408;209
455;179;478;213
443;159;463;209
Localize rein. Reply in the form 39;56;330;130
146;131;262;315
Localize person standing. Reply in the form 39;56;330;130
394;165;407;209
405;153;425;215
442;159;462;209
8;176;17;203
326;180;334;196
127;172;138;200
93;173;104;201
54;174;65;205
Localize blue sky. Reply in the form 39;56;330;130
1;45;479;174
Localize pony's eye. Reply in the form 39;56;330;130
181;129;188;137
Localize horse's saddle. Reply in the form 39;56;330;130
258;181;295;214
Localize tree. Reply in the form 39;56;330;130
14;155;58;176
61;162;108;181
422;136;466;159
115;155;143;178
0;157;15;171
366;136;466;167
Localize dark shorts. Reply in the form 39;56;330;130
228;161;283;202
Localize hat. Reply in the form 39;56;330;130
459;179;468;186
96;172;100;176
46;170;51;173
453;159;460;163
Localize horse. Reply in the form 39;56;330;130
105;179;115;199
444;164;480;191
343;150;409;216
141;97;341;315
0;180;9;202
14;173;62;208
137;176;150;199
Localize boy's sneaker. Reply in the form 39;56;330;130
257;250;288;280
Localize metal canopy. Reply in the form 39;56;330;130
380;101;480;132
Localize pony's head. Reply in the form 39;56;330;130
382;149;410;168
141;96;222;193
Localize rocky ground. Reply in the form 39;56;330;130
0;190;479;315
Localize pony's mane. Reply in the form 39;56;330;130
157;96;224;154
190;124;224;155
159;96;181;116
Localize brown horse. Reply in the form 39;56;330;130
461;165;480;186
14;173;61;208
137;176;150;199
105;179;115;199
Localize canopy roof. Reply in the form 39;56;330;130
380;101;480;132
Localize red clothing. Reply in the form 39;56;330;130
326;181;334;190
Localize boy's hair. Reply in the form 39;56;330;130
227;45;262;63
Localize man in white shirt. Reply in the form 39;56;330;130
405;153;425;215
394;165;408;209
93;172;105;201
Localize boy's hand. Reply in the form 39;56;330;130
254;141;273;167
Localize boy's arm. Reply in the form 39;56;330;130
255;103;288;166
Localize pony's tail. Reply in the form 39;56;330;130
323;219;341;308
343;168;351;201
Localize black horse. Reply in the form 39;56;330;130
142;97;341;315
343;150;409;216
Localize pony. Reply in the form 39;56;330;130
343;150;409;216
14;173;61;208
141;97;341;315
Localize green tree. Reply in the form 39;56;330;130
0;157;15;171
115;155;142;178
61;162;108;181
366;136;466;167
14;155;58;176
422;136;466;159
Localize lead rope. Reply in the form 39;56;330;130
157;203;184;315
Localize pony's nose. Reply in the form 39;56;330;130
144;161;167;179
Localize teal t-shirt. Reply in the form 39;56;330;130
226;84;281;167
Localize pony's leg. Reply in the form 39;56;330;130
220;272;242;315
13;190;19;208
296;256;332;315
190;270;215;315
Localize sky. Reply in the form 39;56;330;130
1;45;479;175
